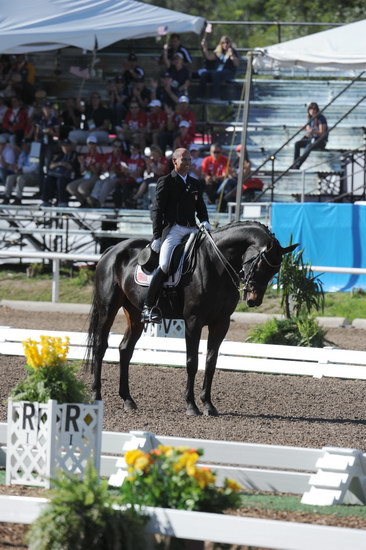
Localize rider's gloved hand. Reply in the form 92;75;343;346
150;238;162;253
200;221;212;231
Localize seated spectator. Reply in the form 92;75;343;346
6;54;36;105
167;53;190;98
174;96;196;138
293;102;328;169
122;53;145;92
147;99;167;146
107;75;129;126
129;77;152;111
0;134;17;186
114;143;145;208
173;120;194;150
60;97;82;140
32;100;60;196
133;144;169;206
66;135;104;207
158;95;196;153
201;143;229;203
216;144;263;209
150;72;179;109
41;139;80;207
0;93;8;134
1;137;37;205
160;33;192;67
117;100;148;149
69;92;111;144
199;36;240;99
189;143;203;179
87;138;128;208
2;96;28;145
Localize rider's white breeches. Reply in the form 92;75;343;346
159;223;197;274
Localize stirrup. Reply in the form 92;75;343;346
141;305;162;324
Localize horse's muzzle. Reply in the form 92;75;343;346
244;289;264;307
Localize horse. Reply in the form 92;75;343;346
85;221;297;416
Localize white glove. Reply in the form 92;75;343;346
150;238;161;253
200;221;212;231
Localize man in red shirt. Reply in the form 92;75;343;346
147;99;167;146
119;100;148;149
201;143;229;203
66;135;104;206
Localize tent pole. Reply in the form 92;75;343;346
235;51;253;222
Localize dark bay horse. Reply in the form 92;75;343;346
85;221;296;416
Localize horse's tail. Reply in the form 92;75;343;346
84;292;99;374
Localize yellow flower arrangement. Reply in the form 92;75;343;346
22;336;70;369
120;445;242;513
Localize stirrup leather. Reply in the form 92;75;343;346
141;305;162;324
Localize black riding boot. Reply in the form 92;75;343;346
141;267;166;323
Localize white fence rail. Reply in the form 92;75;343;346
2;326;366;381
1;250;366;303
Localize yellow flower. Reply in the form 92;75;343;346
125;449;147;467
156;445;174;457
173;451;200;472
225;478;242;492
135;456;150;472
22;336;69;369
193;467;216;489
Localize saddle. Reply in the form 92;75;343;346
134;232;197;288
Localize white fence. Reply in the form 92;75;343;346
3;326;366;381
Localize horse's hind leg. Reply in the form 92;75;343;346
185;319;203;416
91;295;122;401
119;303;144;411
201;317;231;416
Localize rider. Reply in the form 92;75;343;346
141;147;212;323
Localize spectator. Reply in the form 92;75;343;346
66;135;104;207
6;55;36;105
201;143;229;203
1;137;37;205
118;100;148;149
122;53;145;91
2;96;28;145
69;92;111;144
293;102;328;169
0;135;17;186
189;143;203;179
41;139;80;207
133;144;169;205
167;53;190;98
33;100;60;195
199;35;240;99
0;93;8;134
160;33;192;67
87;138;128;208
147;99;167;146
173;120;194;150
216;144;263;210
129;77;152;111
60;97;82;140
114;143;145;208
0;55;12;88
158;95;196;153
107;75;129;126
151;72;179;109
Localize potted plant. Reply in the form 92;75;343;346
119;445;242;549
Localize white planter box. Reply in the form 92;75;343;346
6;398;103;488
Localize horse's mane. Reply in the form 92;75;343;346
214;220;274;238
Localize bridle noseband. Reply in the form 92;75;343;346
240;248;281;293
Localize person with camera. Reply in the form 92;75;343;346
293;102;328;169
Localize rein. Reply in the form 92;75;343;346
200;226;281;295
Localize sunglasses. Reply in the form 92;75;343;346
213;150;221;154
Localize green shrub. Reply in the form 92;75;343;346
247;317;326;347
27;462;146;550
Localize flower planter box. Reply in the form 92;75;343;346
6;398;103;488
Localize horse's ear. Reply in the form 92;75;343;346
281;243;299;255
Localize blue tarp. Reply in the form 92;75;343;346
272;203;366;292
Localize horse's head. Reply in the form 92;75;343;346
241;238;298;307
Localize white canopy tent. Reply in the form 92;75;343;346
253;19;366;72
0;0;205;54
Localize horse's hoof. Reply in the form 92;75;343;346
124;399;137;412
186;404;202;416
203;406;219;417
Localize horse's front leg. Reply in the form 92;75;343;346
201;317;231;416
185;318;203;416
119;307;144;411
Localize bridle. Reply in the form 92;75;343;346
200;226;281;295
